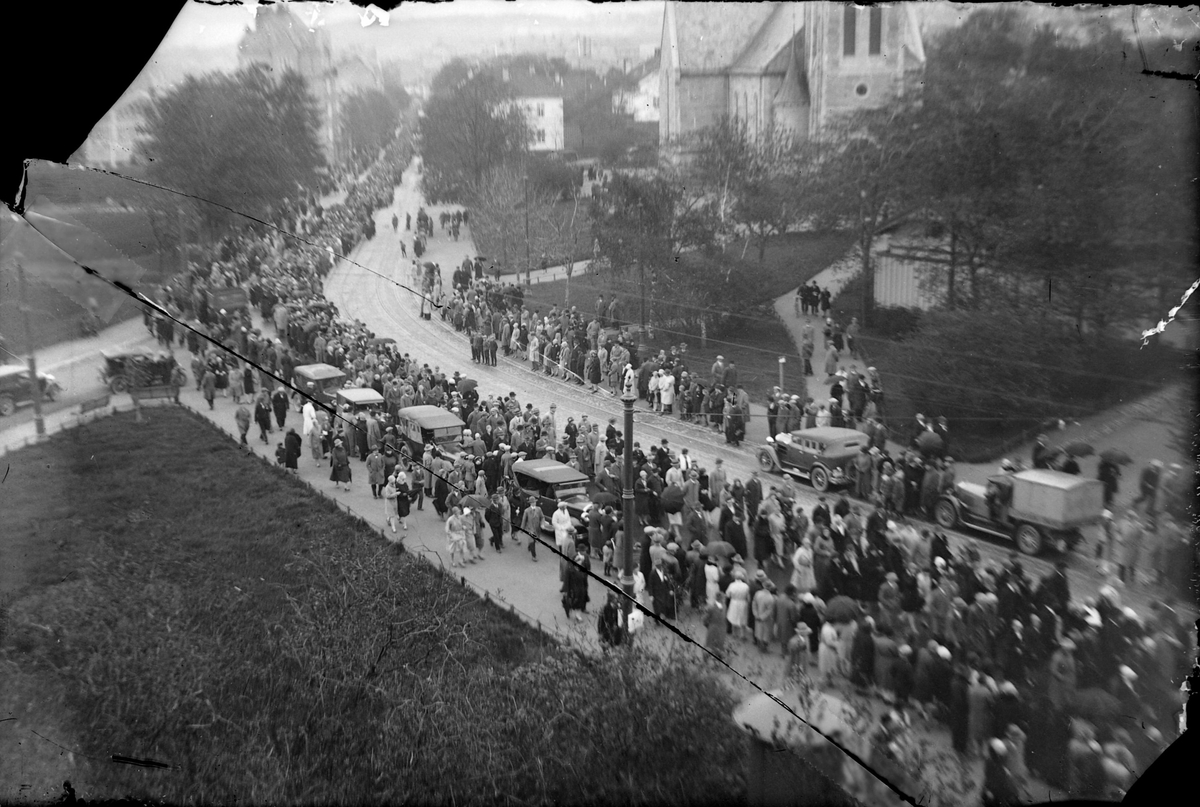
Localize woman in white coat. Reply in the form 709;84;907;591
819;621;841;685
382;475;400;535
302;400;321;464
704;557;722;606
725;570;751;641
791;537;817;594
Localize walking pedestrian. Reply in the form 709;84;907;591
234;404;251;446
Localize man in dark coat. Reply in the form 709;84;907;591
253;392;273;443
271;386;289;429
647;558;677;621
849;617;876;690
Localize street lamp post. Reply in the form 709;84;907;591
16;261;45;438
637;259;648;361
620;367;637;637
778;356;786;391
524;171;531;287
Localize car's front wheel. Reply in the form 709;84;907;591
0;395;14;417
934;499;959;530
810;465;830;492
1015;523;1043;556
757;448;778;473
109;375;129;394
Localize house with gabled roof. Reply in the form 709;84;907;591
659;1;925;146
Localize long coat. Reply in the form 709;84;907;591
329;446;352;483
366;452;386;486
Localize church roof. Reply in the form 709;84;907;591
730;3;803;74
672;2;778;73
772;41;810;109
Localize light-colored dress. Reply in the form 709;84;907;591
791;545;816;593
705;562;721;606
726;579;750;628
819;622;841;680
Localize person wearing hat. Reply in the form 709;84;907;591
981;735;1020;807
328;436;352;491
725;568;751;641
751;580;777;651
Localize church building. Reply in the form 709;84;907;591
659;2;925;146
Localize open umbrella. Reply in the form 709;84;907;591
1063;441;1094;458
1099;448;1132;465
591;491;620;507
700;541;735;559
368;336;396;347
659;486;684;514
460;494;491;514
916;430;945;454
456;378;478;394
823;595;861;624
422;261;437;270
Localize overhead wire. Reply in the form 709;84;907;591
14;196;925;806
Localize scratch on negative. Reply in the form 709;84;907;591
1140;277;1199;346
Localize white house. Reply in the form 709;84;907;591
514;96;565;152
612;54;661;123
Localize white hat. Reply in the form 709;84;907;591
1119;665;1137;680
937;646;952;661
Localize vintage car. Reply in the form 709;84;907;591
512;458;591;533
756;426;866;492
99;351;178;394
335;387;384;415
934;468;1105;555
206;287;250;313
0;364;62;416
292;364;346;411
395;405;466;460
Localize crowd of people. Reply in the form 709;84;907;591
124;134;1191;806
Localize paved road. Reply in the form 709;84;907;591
320;159;1170;626
3;161;1179;635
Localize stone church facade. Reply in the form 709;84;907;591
659;2;925;146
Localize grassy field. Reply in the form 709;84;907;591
512;230;854;403
1;408;747;804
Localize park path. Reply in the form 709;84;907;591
768;241;1186;500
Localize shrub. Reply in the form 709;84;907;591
2;409;748;804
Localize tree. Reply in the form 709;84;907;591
136;65;324;239
590;171;721;337
420;65;529;203
822;105;926;328
340;88;401;167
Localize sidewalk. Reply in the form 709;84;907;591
2;316;156;400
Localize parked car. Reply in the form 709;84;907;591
756;426;865;492
207;287;250;313
0;364;62;416
335;387;384;415
395;405;466;460
292;364;346;411
99;351;177;394
512;458;591;532
934;468;1105;555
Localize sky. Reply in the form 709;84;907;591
160;0;667;51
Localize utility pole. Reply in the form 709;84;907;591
778;356;786;392
16;261;46;438
637;259;648;361
620;367;637;637
524;171;531;287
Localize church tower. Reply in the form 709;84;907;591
804;2;925;133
